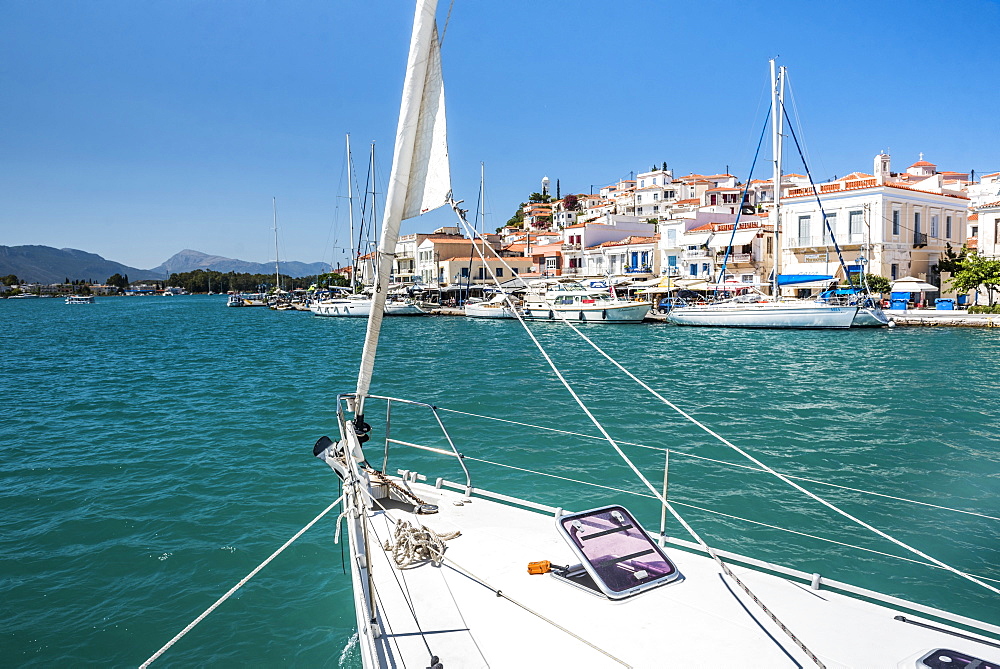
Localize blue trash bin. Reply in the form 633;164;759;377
957;294;968;306
935;298;955;311
890;298;908;311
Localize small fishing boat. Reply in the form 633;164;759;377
65;294;95;304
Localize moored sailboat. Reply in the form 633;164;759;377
668;61;858;329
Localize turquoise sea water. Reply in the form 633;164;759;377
2;295;998;667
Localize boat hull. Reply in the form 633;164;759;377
523;302;649;323
668;302;858;328
852;306;890;327
311;300;425;317
464;304;517;319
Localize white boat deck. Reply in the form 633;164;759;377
356;477;999;668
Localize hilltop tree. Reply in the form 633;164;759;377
504;205;525;229
563;194;579;211
106;273;129;291
1;274;19;286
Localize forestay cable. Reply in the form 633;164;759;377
140;495;344;667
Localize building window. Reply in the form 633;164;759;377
639;180;645;188
689;264;697;276
891;263;898;280
653;205;659;213
914;211;921;234
512;267;519;274
665;190;675;199
930;215;939;239
892;209;900;236
653;192;659;201
849;210;863;236
824;213;837;243
460;267;469;278
740;273;754;284
667;229;676;246
668;255;677;267
496;267;504;277
797;215;811;242
946;215;952;239
637;207;643;215
652;178;658;185
972;225;978;238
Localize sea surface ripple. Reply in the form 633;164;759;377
1;296;998;666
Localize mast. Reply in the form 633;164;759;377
369;141;379;285
272;197;280;292
354;0;449;427
347;134;356;292
770;59;786;298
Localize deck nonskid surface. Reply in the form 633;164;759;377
359;478;997;668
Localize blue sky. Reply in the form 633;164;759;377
2;0;998;270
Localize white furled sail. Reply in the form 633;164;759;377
401;24;450;220
355;0;448;413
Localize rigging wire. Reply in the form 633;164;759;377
139;495;345;668
716;107;770;293
781;104;857;292
435;407;1000;522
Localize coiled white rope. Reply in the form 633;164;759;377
383;520;460;568
139;495;344;667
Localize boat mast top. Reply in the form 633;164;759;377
347;133;356;292
770;59;786;298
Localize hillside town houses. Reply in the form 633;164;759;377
382;152;996;298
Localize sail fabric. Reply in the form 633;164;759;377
356;0;444;403
401;26;450;220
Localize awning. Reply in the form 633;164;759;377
630;277;664;287
891;276;938;292
708;229;759;248
681;232;712;246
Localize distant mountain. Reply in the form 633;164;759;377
0;246;163;284
152;249;328;278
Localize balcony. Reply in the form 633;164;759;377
625;265;653;274
913;232;928;248
719;253;752;263
562;242;582;250
682;249;710;259
786;233;865;249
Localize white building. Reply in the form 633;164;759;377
779;153;968;288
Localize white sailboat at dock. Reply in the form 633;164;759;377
668;61;858;329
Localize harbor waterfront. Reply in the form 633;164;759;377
2;295;999;666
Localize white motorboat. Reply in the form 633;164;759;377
464;293;519;319
523;280;649;323
65;294;95;304
226;293;247;307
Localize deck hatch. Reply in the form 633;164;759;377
555;505;680;599
917;648;999;669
